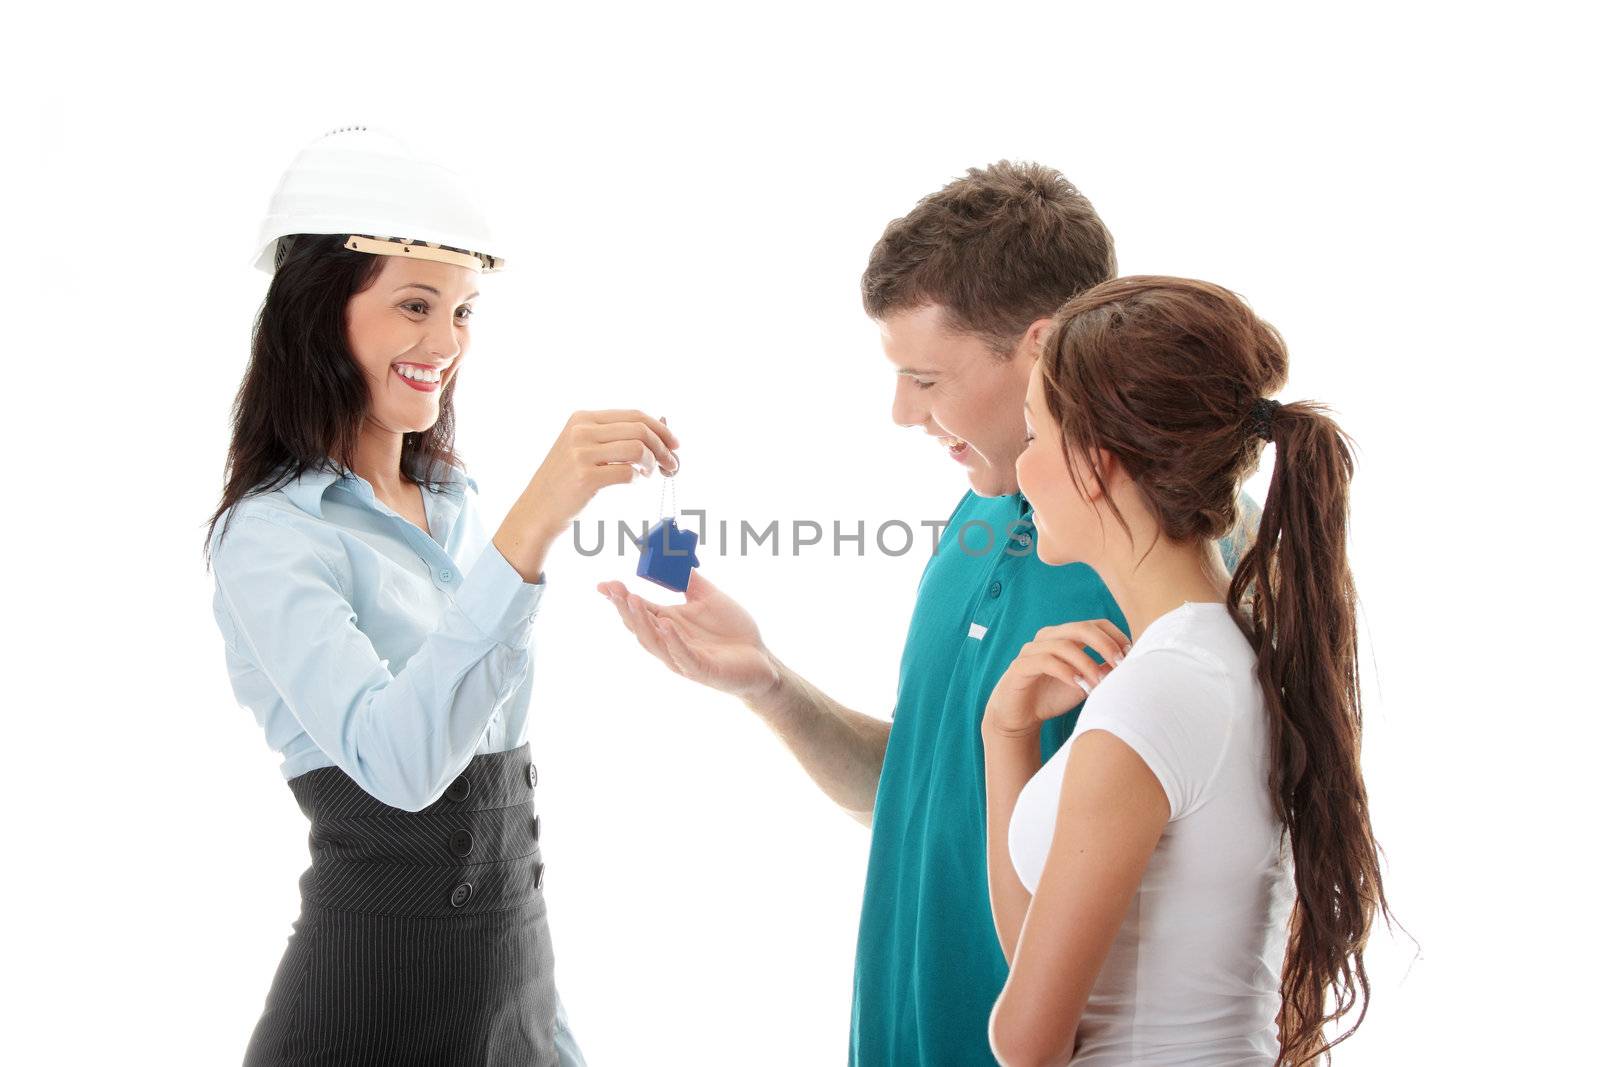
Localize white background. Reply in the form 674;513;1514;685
6;1;1595;1062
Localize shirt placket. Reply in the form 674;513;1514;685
342;475;464;593
962;497;1035;643
344;474;509;749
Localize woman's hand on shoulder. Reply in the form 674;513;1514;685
983;619;1131;740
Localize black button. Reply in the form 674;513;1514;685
988;580;1002;599
449;828;475;857
449;881;473;908
527;763;538;789
531;814;541;842
445;775;471;802
534;862;546;890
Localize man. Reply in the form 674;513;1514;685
598;161;1258;1064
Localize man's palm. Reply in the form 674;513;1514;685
598;570;778;699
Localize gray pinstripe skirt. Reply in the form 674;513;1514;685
243;743;559;1066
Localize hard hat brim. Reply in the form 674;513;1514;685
251;232;507;274
343;235;503;272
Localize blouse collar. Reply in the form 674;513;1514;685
278;457;477;518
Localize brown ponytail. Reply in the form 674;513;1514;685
1037;276;1394;1064
1238;398;1387;1064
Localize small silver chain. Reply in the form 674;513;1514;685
658;464;678;521
657;416;678;521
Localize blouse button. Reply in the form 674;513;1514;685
440;568;454;582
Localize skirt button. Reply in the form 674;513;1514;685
534;862;546;890
449;828;475;857
449;882;473;908
527;763;538;789
531;814;541;842
445;775;472;802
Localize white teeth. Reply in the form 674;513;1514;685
938;436;966;449
396;365;441;383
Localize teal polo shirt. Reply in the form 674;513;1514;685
849;488;1125;1066
848;487;1256;1064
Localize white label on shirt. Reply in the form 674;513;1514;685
968;622;988;640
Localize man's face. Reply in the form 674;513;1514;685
880;304;1036;497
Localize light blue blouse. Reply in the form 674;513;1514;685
208;458;586;1062
207;458;546;812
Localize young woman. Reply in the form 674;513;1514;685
202;128;678;1065
982;276;1390;1065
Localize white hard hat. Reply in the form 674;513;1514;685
252;125;506;274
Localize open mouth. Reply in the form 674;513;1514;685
393;362;444;392
937;434;971;462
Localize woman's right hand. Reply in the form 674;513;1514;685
495;409;681;581
982;619;1131;740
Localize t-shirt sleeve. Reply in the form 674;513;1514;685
1071;647;1234;821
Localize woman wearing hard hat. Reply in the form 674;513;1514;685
202;127;666;1065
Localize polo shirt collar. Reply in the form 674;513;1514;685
278;456;477;518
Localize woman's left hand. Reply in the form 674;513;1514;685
983;619;1132;739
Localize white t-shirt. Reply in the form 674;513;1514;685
1008;601;1295;1065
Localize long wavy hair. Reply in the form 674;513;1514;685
201;233;468;568
1036;275;1394;1064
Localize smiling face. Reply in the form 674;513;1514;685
880;304;1038;497
1016;360;1110;567
344;254;480;435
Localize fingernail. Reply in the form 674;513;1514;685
1075;678;1093;695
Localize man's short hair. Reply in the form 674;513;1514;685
861;160;1117;356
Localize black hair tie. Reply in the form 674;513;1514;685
1249;398;1281;441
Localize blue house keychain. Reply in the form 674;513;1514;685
636;448;699;592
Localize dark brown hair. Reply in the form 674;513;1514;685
200;233;468;567
1037;275;1393;1064
861;160;1117;355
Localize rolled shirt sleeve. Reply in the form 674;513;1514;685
211;511;545;811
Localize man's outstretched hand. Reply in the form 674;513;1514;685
596;570;782;702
